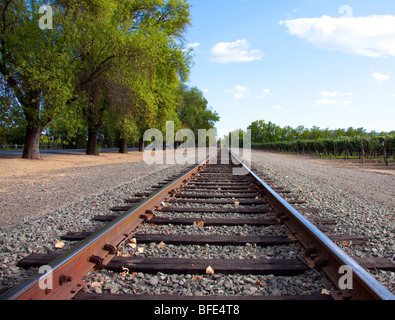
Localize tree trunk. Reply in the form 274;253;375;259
119;138;128;154
21;91;43;160
22;125;42;160
86;126;100;155
139;138;144;152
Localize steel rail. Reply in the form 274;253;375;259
1;149;219;300
229;148;395;300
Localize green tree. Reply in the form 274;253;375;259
309;126;323;140
138;24;191;151
0;75;26;145
178;85;220;144
0;1;75;159
69;0;192;155
248;120;265;143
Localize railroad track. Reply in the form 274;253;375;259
1;149;394;301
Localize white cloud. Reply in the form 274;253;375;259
315;99;337;106
186;42;201;49
272;105;283;110
260;88;272;98
226;87;274;100
315;91;353;107
371;72;390;84
233;85;248;99
280;14;395;58
210;39;263;63
226;85;249;99
320;91;353;98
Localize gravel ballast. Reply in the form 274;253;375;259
1;149;394;297
0;160;192;291
245;150;395;294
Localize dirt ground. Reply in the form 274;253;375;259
0;150;179;229
262;152;395;177
0;149;393;178
0;152;144;178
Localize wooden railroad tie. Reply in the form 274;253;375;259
17;253;395;273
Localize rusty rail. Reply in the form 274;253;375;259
2;148;394;300
229;149;395;300
0;150;218;300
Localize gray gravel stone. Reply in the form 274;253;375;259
0;160;191;291
2;149;393;298
149;276;159;286
246;150;395;294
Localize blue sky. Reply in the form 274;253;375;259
183;0;395;138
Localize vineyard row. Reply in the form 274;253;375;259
251;135;395;164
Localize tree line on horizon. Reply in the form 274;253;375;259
224;120;395;161
247;120;394;143
0;0;219;159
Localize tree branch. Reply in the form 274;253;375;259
79;54;116;88
1;0;13;32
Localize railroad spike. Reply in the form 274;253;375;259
305;247;318;257
89;255;104;270
140;213;153;222
59;274;73;285
103;244;117;255
315;258;330;270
